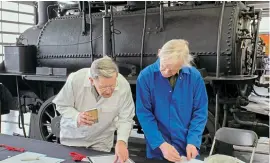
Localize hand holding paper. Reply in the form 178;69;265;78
159;142;181;162
114;140;129;163
186;144;198;160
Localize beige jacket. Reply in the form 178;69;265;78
52;68;135;152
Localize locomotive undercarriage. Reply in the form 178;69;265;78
0;1;269;156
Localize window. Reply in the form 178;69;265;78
0;1;35;62
19;14;34;23
2;22;19;33
1;1;18;11
2;11;18;22
2;34;20;43
19;4;34;14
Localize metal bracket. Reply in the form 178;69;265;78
146;27;162;34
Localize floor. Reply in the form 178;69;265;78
0;86;269;163
1;111;30;137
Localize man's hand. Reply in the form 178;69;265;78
159;142;181;162
186;144;198;160
114;141;129;163
77;112;95;127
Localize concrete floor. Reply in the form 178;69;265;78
0;86;269;163
1;111;30;137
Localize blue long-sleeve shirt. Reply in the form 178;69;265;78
136;59;208;159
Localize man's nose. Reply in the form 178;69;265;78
165;69;170;74
104;88;112;94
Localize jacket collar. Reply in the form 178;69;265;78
153;58;191;74
84;74;92;87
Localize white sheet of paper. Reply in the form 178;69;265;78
175;156;204;163
0;151;64;163
36;156;64;163
89;155;135;163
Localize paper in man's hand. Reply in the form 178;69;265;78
175;156;203;163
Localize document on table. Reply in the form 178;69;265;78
175;156;204;163
89;154;135;163
88;155;202;163
0;151;64;163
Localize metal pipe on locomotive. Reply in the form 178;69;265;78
0;1;268;154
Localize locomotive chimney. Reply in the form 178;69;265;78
37;1;58;26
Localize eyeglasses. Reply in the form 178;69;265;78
98;81;118;92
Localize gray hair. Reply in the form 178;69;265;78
89;56;119;79
159;39;194;67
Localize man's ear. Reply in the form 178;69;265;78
89;77;94;85
157;49;161;57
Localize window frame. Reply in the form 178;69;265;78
0;1;35;60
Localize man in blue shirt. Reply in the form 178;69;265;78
136;39;208;162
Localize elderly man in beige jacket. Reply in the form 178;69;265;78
52;57;135;163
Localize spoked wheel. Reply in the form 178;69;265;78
201;131;213;154
200;111;217;155
38;96;61;143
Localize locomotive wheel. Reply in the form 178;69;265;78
38;96;60;143
200;111;217;154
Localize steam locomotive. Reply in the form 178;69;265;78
0;1;268;154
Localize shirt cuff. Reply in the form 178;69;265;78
187;135;201;149
117;134;129;145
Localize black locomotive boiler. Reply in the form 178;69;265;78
0;1;268;154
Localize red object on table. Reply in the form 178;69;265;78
0;144;25;152
69;152;86;161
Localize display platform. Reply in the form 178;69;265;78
0;134;171;163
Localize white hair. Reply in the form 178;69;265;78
89;56;119;79
158;39;194;67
